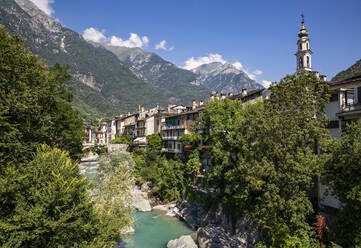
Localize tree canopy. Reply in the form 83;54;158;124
323;121;361;247
200;72;330;246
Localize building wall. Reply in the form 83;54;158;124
145;116;155;136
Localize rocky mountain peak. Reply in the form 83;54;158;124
14;0;62;33
191;62;263;94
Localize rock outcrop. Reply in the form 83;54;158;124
131;186;151;212
175;199;260;248
167;235;198;248
197;225;245;248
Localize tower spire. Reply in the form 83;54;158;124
295;14;312;72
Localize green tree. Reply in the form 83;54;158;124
0;145;113;247
323;121;361;247
0;26;85;165
93;151;135;237
200;73;330;246
147;134;162;153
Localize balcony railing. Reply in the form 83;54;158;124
162;136;180;140
162;124;185;130
161;148;183;153
339;103;361;114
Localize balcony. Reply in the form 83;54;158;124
162;124;185;130
337;103;361;117
162;136;180;141
161;148;183;153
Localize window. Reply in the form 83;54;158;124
307;56;310;68
299;43;302;50
330;93;339;102
299;57;303;69
177;143;181;150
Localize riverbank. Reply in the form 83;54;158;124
79;158;197;248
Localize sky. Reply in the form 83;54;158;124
30;0;361;87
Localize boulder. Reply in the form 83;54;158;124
131;186;151;212
197;225;245;248
167;235;198;248
140;182;151;192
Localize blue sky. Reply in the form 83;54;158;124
31;0;361;86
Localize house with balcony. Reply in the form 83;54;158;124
123;113;138;136
317;75;361;211
95;122;107;144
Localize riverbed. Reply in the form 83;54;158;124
120;210;195;248
79;160;195;248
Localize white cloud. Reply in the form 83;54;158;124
183;54;227;70
155;40;174;51
261;80;272;88
232;61;244;71
253;69;263;75
29;0;55;16
142;36;149;47
83;28;107;43
155;40;166;50
110;33;149;48
82;28;149;48
233;61;257;80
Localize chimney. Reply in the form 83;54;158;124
241;88;247;97
228;92;233;97
220;93;226;99
141;107;145;113
199;100;204;106
127;110;131;116
192;99;197;109
320;75;327;82
138;104;141;113
210;91;217;100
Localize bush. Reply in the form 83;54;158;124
0;145;112;247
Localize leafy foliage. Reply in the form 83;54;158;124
132;148;186;202
323;121;361;247
0;26;85;165
200;72;330;246
0;27;123;247
110;134;133;146
93;151;135;237
0;145;113;247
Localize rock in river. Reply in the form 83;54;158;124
167;235;198;248
131;186;151;212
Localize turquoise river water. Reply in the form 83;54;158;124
79;161;195;248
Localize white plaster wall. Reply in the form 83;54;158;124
145;116;155;136
325;101;340;121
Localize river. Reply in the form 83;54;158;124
79;161;195;248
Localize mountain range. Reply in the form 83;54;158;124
332;59;361;81
0;0;263;123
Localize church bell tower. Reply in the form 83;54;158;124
295;15;312;72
